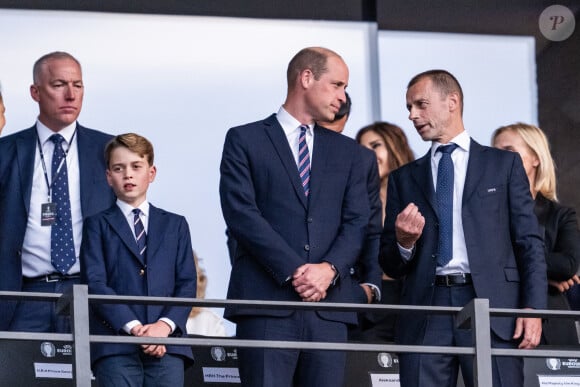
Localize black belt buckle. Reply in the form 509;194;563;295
45;274;61;283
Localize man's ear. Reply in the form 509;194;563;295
299;69;314;90
447;91;460;113
30;84;40;102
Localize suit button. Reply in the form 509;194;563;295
304;244;310;251
17;250;22;257
139;269;145;276
349;267;356;275
306;217;313;223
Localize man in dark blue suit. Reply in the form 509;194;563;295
380;70;547;387
81;133;196;386
220;47;370;387
0;51;115;332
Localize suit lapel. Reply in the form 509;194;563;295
462;139;484;207
411;151;437;215
16;127;37;214
308;125;329;204
105;206;145;264
76;124;101;217
263;116;308;209
145;204;166;262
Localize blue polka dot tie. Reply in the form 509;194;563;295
436;143;458;267
50;134;76;274
298;125;311;197
133;208;147;257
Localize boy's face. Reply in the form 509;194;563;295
106;146;156;206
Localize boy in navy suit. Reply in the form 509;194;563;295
80;133;196;387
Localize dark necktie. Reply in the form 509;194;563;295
50;134;76;274
436;143;459;267
298;125;311;197
133;208;147;257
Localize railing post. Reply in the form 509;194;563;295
70;284;92;387
456;298;492;387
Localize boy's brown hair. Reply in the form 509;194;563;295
104;133;154;167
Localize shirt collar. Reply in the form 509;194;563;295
277;106;313;135
430;130;471;157
36;120;77;146
116;199;150;218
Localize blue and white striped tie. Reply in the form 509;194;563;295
298;125;311;197
133;208;147;257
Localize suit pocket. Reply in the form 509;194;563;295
504;267;520;282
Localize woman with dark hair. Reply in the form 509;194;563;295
353;121;414;342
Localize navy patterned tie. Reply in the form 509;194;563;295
298;125;311;197
50;134;76;274
436;143;458;267
133;208;147;257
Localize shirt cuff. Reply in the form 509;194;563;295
397;242;414;262
362;282;381;302
159;317;176;334
123;319;142;335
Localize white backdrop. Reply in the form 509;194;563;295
0;9;536;335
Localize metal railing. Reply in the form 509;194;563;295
1;285;580;386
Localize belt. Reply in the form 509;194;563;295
23;273;81;283
435;273;472;287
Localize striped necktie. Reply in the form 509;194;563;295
133;208;147;257
298;125;311;197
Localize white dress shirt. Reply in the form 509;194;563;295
430;130;471;275
399;130;472;276
22;121;82;277
116;199;176;335
276;106;314;166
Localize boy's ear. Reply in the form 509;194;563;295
106;169;113;186
149;165;157;182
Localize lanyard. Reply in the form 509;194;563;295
36;128;77;202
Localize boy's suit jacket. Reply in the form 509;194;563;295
0;124;115;329
80;204;196;364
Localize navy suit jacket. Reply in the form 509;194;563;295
80;204;196;364
535;193;580;344
220;114;370;325
352;146;383;293
380;139;547;344
0;124;115;330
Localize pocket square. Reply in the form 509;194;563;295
487;188;497;193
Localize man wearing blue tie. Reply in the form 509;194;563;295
380;70;547;387
220;47;370;387
0;52;115;332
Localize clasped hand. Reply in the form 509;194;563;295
130;320;172;358
292;262;335;302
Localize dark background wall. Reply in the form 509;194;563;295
1;0;578;214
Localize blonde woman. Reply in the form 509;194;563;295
493;123;580;345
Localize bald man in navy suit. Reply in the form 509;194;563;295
0;51;115;332
220;47;370;387
380;70;546;387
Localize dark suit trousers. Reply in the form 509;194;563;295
398;284;523;387
236;311;347;387
93;352;184;387
9;277;80;333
